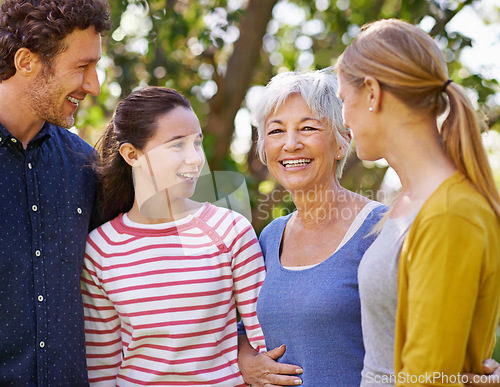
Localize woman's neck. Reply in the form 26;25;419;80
126;197;202;224
385;125;456;217
289;179;355;229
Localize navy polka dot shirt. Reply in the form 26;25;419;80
0;122;97;386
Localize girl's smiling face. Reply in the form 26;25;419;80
131;107;205;215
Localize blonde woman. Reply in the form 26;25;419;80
336;19;500;386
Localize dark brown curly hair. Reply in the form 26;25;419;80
0;0;112;81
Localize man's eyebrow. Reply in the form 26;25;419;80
77;56;101;64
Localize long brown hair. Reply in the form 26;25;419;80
95;86;191;223
337;19;500;218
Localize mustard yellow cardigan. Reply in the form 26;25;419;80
395;172;500;386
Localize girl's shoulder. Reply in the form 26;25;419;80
86;214;137;254
200;203;250;224
199;203;257;238
88;214;124;240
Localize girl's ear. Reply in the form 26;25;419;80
119;143;141;167
363;76;382;113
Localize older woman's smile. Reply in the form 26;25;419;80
264;94;341;192
280;158;312;168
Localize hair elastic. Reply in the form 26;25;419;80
442;79;452;92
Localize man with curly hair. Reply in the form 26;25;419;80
0;1;111;385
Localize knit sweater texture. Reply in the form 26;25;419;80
82;203;266;386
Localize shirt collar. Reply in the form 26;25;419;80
0;124;9;146
0;121;53;147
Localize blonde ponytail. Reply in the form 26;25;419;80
337;19;500;219
441;83;500;217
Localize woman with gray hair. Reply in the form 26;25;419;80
237;68;386;386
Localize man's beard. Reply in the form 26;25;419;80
28;65;75;129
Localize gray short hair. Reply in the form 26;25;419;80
253;67;351;178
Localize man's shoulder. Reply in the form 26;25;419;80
49;124;94;154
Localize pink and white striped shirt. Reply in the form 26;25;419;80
81;203;265;386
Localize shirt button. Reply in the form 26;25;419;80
32;205;38;212
35;250;41;257
77;208;82;215
37;295;44;302
28;163;33;169
39;341;45;348
10;138;17;143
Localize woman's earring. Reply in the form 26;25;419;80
368;107;374;112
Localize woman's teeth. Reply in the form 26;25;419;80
178;172;196;180
281;159;312;167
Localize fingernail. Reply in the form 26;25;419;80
483;360;493;372
294;378;302;385
296;368;303;374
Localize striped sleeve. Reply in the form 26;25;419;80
228;214;266;352
81;229;122;386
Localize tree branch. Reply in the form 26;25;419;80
205;0;278;169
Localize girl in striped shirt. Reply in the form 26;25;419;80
81;86;266;386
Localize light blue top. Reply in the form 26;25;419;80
255;204;386;386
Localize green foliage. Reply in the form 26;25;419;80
75;0;500;230
494;337;500;362
493;324;500;361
